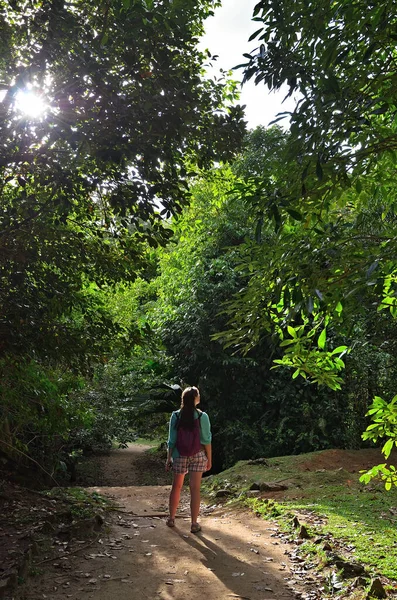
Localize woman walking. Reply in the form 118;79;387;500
165;386;212;533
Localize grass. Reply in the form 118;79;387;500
202;451;397;583
132;437;162;446
287;486;397;579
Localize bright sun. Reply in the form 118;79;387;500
15;90;47;118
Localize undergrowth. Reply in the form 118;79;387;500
43;487;111;520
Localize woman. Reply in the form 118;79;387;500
165;386;212;533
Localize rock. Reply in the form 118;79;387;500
367;578;387;599
334;559;365;577
249;482;261;491
247;458;269;466
259;482;288;492
352;576;368;588
299;525;311;539
249;481;288;492
94;514;104;529
292;516;300;528
214;489;232;498
58;514;104;540
323;542;332;552
245;490;261;498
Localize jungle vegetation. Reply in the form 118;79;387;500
0;0;396;486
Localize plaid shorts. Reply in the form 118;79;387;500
172;449;208;475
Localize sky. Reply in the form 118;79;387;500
199;0;297;129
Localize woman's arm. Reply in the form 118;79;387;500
165;412;177;471
200;412;212;471
203;443;212;471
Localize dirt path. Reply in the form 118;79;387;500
16;446;319;600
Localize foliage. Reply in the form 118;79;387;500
142;156;363;468
45;487;111;520
236;2;397;350
0;0;245;364
243;0;397;205
0;348;170;477
144;167;267;467
204;0;397;480
0;357;86;480
102;123;397;473
360;395;397;489
0;0;246;474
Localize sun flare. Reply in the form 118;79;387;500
15;90;47;118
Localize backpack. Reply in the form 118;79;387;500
175;410;202;457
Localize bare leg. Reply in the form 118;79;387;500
189;471;203;525
169;473;185;519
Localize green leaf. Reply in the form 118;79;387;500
318;328;326;350
331;345;348;355
286;208;303;221
335;301;343;315
382;438;394;459
280;339;296;347
248;27;264;42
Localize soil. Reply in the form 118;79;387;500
297;447;396;473
4;446;395;600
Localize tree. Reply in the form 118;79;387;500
243;0;397;205
218;0;397;484
0;0;245;362
145;156;359;469
0;0;246;476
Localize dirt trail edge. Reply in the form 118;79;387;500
16;446;318;600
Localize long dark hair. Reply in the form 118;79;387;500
178;386;199;430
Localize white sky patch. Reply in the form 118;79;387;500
199;0;297;128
